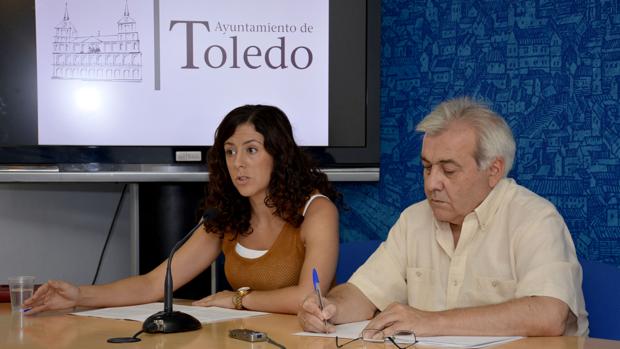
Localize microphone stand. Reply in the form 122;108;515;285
142;209;218;333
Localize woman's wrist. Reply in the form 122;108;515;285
232;287;252;310
75;285;87;307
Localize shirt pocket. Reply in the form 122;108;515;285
473;275;517;305
406;267;438;311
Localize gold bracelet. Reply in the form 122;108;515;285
232;287;251;310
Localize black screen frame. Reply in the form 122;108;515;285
0;0;380;171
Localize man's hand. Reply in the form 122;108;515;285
23;280;81;315
297;291;337;333
367;296;570;337
365;302;438;337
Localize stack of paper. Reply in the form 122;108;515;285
72;303;267;323
294;320;522;348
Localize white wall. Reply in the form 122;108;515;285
0;183;133;286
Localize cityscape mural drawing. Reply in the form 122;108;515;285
338;0;620;266
51;0;142;82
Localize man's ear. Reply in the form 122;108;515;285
487;157;505;187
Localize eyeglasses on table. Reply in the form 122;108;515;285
335;329;417;348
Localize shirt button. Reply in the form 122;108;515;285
416;271;422;277
453;280;458;286
492;280;498;287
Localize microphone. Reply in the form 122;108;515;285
142;207;219;334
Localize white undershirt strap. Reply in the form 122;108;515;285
302;193;328;216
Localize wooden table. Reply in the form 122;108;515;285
0;303;618;349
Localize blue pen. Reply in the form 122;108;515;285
312;268;328;330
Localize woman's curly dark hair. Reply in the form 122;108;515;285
203;105;340;239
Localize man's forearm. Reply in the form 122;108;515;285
327;283;378;324
433;296;569;336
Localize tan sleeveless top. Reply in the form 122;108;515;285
221;223;305;290
221;194;327;290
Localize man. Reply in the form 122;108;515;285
298;97;588;337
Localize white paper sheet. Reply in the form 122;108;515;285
71;302;267;323
294;320;522;348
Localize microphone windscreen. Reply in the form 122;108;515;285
202;207;219;221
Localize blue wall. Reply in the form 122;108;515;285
337;0;620;266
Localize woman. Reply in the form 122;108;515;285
25;105;340;315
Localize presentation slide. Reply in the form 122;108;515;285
35;0;329;146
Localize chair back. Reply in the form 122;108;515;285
336;240;382;284
580;258;620;340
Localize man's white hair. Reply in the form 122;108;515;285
416;97;516;176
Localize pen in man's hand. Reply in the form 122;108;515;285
312;268;328;331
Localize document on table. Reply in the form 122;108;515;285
71;303;267;323
294;320;522;348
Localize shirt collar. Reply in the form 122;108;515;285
472;178;512;231
431;178;513;234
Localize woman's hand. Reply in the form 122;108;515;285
192;290;236;309
23;280;80;315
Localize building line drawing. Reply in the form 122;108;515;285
52;0;142;82
341;0;620;265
